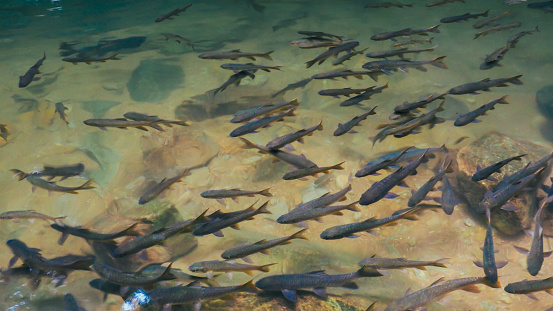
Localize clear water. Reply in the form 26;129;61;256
1;0;552;310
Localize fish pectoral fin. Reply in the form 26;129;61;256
496;260;509;269
212;230;224;237
281;289;298;302
58;233;69;245
8;256;18;268
544;251;553;258
260;249;271;255
460;284;480;293
312;287;328;298
473;260;484;268
524;293;539;301
341;281;358;289
230;223;240;230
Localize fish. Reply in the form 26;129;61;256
356;147;413;178
0;210;66;224
370;25;440;41
201;188;272;204
473;11;511;29
384;276;500;311
320;206;421;239
440;175;458;215
155;3;193;22
55;102;69;125
440;10;489;23
188;260;276;280
231;98;300;123
239;137;318;169
272;13;308;32
50;222;139;245
83;118;164;131
272;78;312;98
478;218;507;285
221;229;308;261
339;84;388;107
220;63;283;72
367;145;446;169
266;120;323;150
198;49;274;61
447;75;523;95
193;201;271;237
393;92;446;114
318;87;376;98
507;26;539;48
364;2;413;8
392;101;446;137
11;163;85;181
333;107;377;136
391;37;434;47
471;154;526;181
365;45;438;59
93;262;175;286
527;1;553;9
504;277;553;299
477;170;542;213
289;37;344;49
408;159;452;207
359;256;448;272
0;124;8;142
481;44;511;70
504;0;526;4
494;151;553;192
89;279;139;301
211;70;256;94
62;54;120;64
6;239;94;270
454;96;510;126
277;201;359;225
362;56;448;74
63;293;86;311
293;185;352;212
312;69;381;82
426;0;465;6
332;48;368;66
255;267;382;302
123;112;189;127
161;33;195;50
370;118;424;146
19;53;46;88
59;36;145;58
360;152;427;206
139;170;189;205
297;30;343;40
112;210;208;258
10;171;94;194
305;41;360;68
474;22;522;39
283;162;345;181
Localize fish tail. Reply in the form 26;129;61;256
259;188;273;197
169;120;189;126
510;75;523;85
160;262;177;281
238;137;263;152
256;201;272;215
430;24;441;33
121;223;141;236
535;25;540;32
305;59;317;68
291;228;309;240
53;216;67;226
240;279;258;292
358;266;383;277
430;56;448;69
345;202;360;212
432;258;449;268
110;53;120;60
317;119;324;131
483;276;502;288
333;162;346;170
482;10;489;17
258;263;277;272
9;169;29;180
260;51;274;61
513;154;526;161
368;71;379;82
192;209;210;224
78;179;95;190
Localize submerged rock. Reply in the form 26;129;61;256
455;132;550;235
127;59;184;103
537;85;553;119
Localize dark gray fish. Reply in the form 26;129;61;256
447;75;522;95
161;33;195;50
272;13;308;32
305;41;360;68
319;86;375;98
334;107;377;136
440;10;489;23
392;37;434;47
277;201;358;224
89;279;138;301
332;48;367;66
112;210;207;258
360;152;427;206
474;213;506;285
312;69;381;82
474;22;521;39
362;56;447;74
189;260;275;280
289;37;344;49
359;256;447;270
139;170;189;205
365;45;438;59
231;98;299;123
221;229;308;260
221;63;283;72
527;1;553;9
392;101;445;137
211;70;256;94
294;185;352;213
454;95;510;126
230;107;296;137
0;124;8;142
201;188;272;202
364;2;413;8
440;175;458;215
494;151;553;192
50;222;139;245
93;262;175;286
477;170;542;213
62;54;120;65
11;163;85;181
239;137;318;169
297;31;343;40
55;102;69;124
83;118;164;131
245;0;265;13
340;84;388;107
255;267;382;302
193;201;271;237
394;92;446;113
123;112;189;127
9;171;94;194
385;276;500;311
198;49;273;61
370;118;424;146
272;78;312;97
471;154;526;181
63;293;86;311
507;26;539;48
364;144;446;168
283;162;344;181
481;44;511;69
473;11;511;29
266;120;323;150
408;159;452;207
19;53;45;88
426;0;465;6
155;3;193;22
356;147;413;178
504;277;553;299
371;25;440;41
320;206;421;239
0;210;66;224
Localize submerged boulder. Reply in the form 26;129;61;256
537;85;553;120
127;59;184;103
455;132;550;235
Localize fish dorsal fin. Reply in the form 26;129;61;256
306;270;326;275
186;281;202;287
429;276;445;287
253;239;268;245
231;49;241;52
480;78;491;82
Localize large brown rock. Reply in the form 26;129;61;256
455;132;550;235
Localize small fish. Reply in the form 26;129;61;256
333;107;377;136
231;98;299;123
477;170;542;213
332;48;368;66
371;118;423;146
371;25;440;41
189;260;276;280
318;87;375;98
10;171;94;194
356;147;413;178
454;96;510;126
440;10;489;23
193;201;271;237
239;138;318;169
63;293;86;311
294;185;352;213
339;85;388;107
391;37;434;47
198;49;274;61
266;120;323;150
139;170;189;205
507;26;539;48
289;37;344;49
362;56;448;74
201;188;272;204
221;229;308;261
272;78;312;98
297;30;344;40
62;54;120;65
364;2;413;8
392;101;445;137
384;276;500;311
473;11;511;29
504;0;526;5
0;124;8;142
359;256;447;271
161;33;195;50
0;210;66;224
360;152;427;206
211;70;256;94
155;3;193;22
229;107;296;137
440;175;458;215
11;164;84;182
365;45;438;59
83;118;164;131
277;201;359;224
474;214;506;285
221;63;283;72
89;279;139;301
527;1;553;9
312;69;381;82
50;222;139;245
123;112;189;127
408;159;452;207
93;262;175;286
393;92;446;114
471;154;526;181
481;44;511;69
305;41;360;68
504;277;553;300
363;144;446;168
283;162;345;181
448;75;523;95
494;151;553;192
474;22;521;39
19;53;46;88
55;102;69;124
6;239;94;270
426;0;465;7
